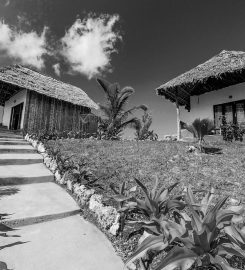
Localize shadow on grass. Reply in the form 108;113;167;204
203;146;223;155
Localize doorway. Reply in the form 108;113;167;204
10;103;24;130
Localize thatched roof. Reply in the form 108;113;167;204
0;65;98;109
156;50;245;110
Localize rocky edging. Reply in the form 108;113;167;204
24;135;121;233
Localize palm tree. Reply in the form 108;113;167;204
186;118;214;151
131;111;158;141
97;78;147;140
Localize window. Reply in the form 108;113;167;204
213;100;245;129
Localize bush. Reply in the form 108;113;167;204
220;117;245;142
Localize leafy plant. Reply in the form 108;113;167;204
96;78;147;140
154;188;244;270
131;111;158;141
109;181;137;232
71;157;103;190
125;187;245;270
185;118;214;151
122;177;184;238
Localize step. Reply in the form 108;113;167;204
0;153;43;165
1;215;123;270
0;134;23;139
0;141;30;145
0;148;37;153
0;182;80;223
0;144;36;154
0;163;54;185
0;138;26;141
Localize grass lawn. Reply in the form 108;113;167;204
47;138;245;203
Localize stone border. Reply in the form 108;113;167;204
24;134;120;236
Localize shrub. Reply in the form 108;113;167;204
220;116;245;142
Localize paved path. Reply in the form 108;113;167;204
0;130;123;270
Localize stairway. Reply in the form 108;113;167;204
0;130;123;270
0;132;54;185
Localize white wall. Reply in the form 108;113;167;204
0;106;3;124
3;90;27;129
181;82;245;124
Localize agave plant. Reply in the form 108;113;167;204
97;78;148;140
109;181;137;232
71;158;103;190
125;187;245;270
153;188;245;270
123;177;185;237
125;214;187;269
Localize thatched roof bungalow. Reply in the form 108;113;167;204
156;50;245;139
0;65;99;133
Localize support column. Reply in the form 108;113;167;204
175;91;181;141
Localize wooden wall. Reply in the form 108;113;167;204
23;91;98;134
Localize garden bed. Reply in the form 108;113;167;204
46;138;245;203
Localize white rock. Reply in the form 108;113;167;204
89;194;103;212
32;140;38;148
187;145;197;153
55;171;61;182
37;143;45;153
49;160;58;173
41;152;48;158
73;183;81;196
67;179;73;191
89;195;118;229
109;213;120;236
59;174;67;185
44;157;52;168
78;186;95;206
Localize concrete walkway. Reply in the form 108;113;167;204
0;130;123;270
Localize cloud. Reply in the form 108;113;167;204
4;0;10;6
61;14;121;79
52;63;61;76
0;21;48;69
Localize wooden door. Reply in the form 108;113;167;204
10;103;24;130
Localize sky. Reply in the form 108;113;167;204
0;0;245;138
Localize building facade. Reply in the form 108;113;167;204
181;82;245;129
0;65;99;134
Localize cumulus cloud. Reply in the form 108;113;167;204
61;14;121;79
0;21;48;69
52;63;61;76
